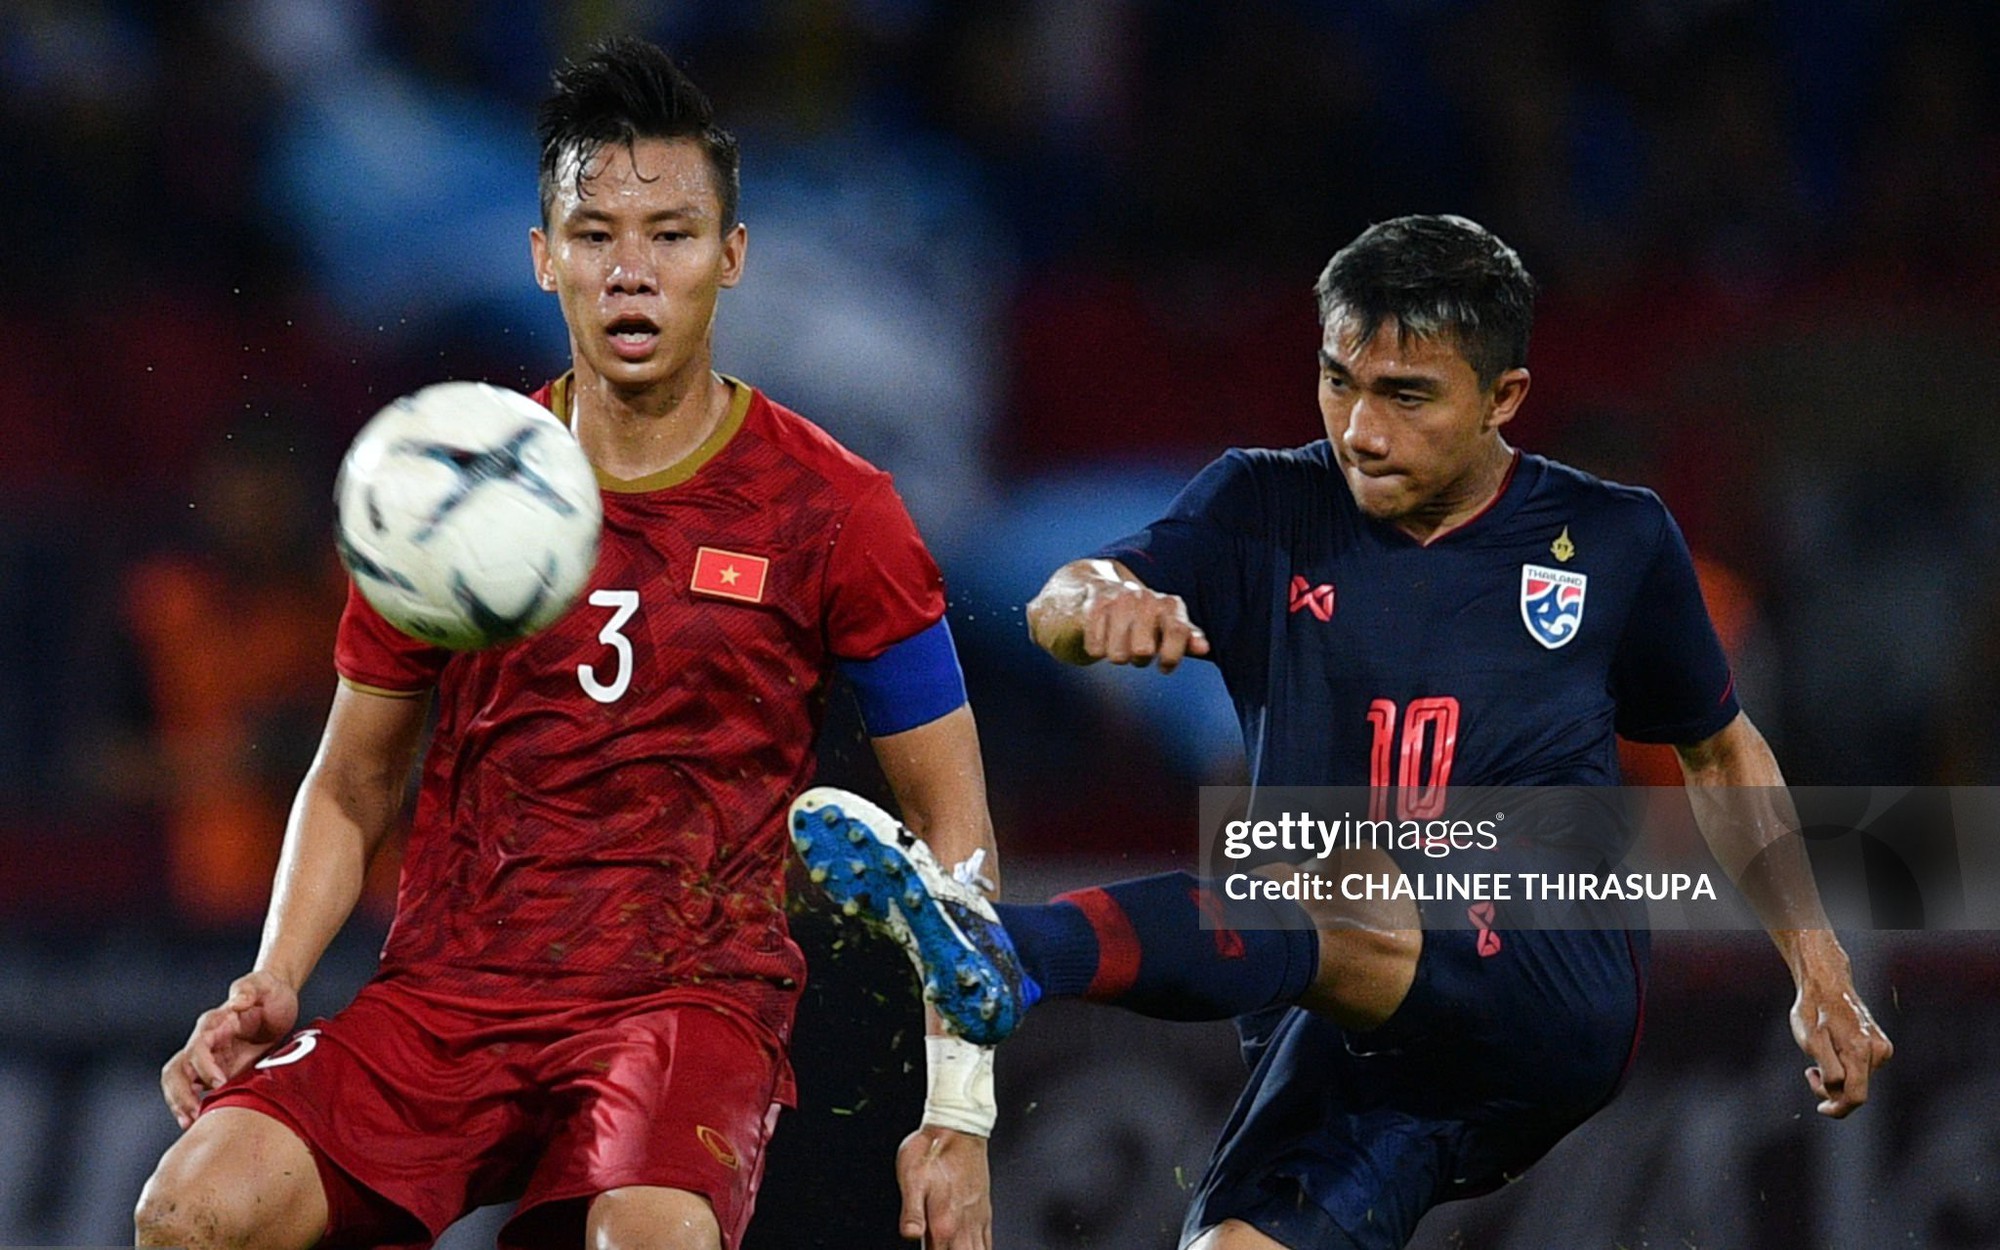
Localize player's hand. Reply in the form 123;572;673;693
160;970;301;1129
1789;964;1893;1118
895;1125;992;1249
1031;565;1210;673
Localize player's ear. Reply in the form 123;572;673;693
718;222;747;289
1485;367;1530;431
530;228;556;293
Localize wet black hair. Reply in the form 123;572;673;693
1314;215;1536;386
536;36;740;229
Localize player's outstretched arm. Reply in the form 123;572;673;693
1676;712;1894;1118
871;704;998;1249
1027;558;1210;672
160;683;429;1128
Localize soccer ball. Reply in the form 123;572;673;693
334;381;602;650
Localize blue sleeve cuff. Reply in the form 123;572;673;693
837;617;969;737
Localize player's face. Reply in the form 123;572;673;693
530;137;745;395
1318;310;1528;538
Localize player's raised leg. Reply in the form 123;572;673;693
134;1108;328;1250
790;787;1418;1040
1001;857;1418;1032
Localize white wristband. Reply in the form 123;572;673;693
923;1035;997;1138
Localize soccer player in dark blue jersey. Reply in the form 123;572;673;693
791;214;1891;1250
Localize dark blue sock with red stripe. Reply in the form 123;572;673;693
995;871;1319;1021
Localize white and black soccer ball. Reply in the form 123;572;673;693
334;382;602;650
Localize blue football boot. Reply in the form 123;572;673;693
789;786;1028;1045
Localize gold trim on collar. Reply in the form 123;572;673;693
542;373;753;494
545;372;573;429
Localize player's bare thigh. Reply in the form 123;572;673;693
1186;1217;1294;1250
135;1107;328;1250
1255;847;1422;1032
587;1186;724;1250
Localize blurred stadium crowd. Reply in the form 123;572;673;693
2;0;1997;930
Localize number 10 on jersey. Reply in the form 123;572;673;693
1366;696;1460;820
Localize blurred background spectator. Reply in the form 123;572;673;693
109;422;392;927
0;1;1995;1242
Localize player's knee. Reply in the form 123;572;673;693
1321;920;1421;966
589;1186;723;1250
134;1172;197;1250
135;1162;250;1250
1302;922;1422;1032
136;1112;326;1250
1186;1218;1291;1250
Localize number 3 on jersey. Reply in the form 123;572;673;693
578;589;639;703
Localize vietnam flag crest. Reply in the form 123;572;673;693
690;547;770;603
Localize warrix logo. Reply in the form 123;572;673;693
1288;575;1336;621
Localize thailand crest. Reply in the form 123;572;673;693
1520;563;1587;649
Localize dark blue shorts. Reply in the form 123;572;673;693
1182;923;1648;1250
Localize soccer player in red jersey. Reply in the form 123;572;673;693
136;37;998;1250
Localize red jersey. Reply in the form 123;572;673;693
334;377;945;1043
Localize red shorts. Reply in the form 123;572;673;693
203;979;790;1250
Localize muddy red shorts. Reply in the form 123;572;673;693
203;979;791;1250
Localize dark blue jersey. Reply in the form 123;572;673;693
1100;445;1739;799
1108;444;1723;1247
